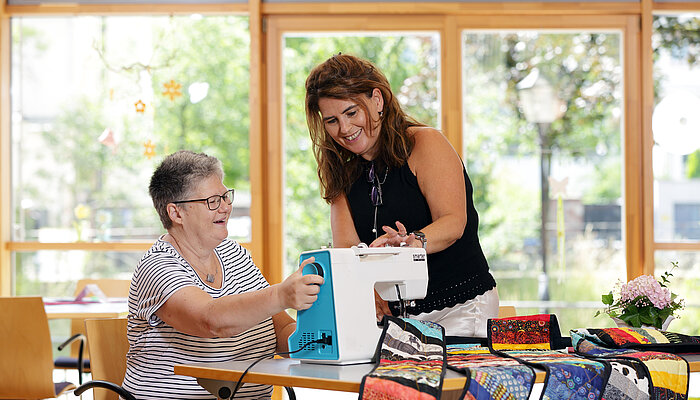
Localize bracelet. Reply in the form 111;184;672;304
412;231;427;249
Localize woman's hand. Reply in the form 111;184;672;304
369;221;421;248
277;257;325;310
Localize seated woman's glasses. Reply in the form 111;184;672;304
172;188;234;211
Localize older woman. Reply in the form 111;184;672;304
122;150;322;399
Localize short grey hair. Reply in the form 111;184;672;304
149;150;223;229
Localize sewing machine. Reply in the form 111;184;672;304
288;245;428;364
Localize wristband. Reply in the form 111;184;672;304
412;231;427;249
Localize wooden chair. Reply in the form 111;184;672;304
55;279;131;383
498;305;517;318
0;296;76;399
74;318;295;400
73;317;135;400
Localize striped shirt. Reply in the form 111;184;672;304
122;237;277;399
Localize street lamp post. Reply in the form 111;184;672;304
516;69;565;310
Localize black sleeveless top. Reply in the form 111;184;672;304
346;161;496;315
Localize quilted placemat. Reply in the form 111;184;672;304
572;326;700;353
573;333;690;400
446;343;535;400
487;314;568;351
359;316;446;400
489;314;609;400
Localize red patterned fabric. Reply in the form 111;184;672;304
488;314;559;350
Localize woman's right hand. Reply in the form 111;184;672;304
278;257;324;310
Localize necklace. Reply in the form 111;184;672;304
168;234;217;283
369;162;389;239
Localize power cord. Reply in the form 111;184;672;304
227;334;333;399
395;284;406;318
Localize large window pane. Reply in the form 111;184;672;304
14;250;141;297
652;14;700;336
462;31;625;333
11;15;252;243
652;14;700;243
282;33;440;273
654;250;700;335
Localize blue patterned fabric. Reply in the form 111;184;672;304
446;344;535;400
498;350;609;400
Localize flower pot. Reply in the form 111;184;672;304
611;316;674;331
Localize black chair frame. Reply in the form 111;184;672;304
56;333;89;385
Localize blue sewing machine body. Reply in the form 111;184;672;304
288;246;428;364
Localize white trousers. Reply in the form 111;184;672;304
411;287;500;337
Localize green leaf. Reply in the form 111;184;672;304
628;314;642;327
658;308;672;320
601;292;614;305
648;307;659;319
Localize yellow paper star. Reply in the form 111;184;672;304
143;139;156;159
162;79;182;101
134;100;146;113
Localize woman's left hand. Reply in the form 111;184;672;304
369;221;420;248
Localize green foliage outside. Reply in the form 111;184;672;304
687;151;700;179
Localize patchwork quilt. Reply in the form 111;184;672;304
572;327;692;400
359;315;694;400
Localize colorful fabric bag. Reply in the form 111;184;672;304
359;316;446;400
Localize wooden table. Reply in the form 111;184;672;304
44;299;128;320
175;354;700;398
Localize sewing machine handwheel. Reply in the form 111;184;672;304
302;262;324;280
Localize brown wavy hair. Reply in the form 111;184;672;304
306;53;423;202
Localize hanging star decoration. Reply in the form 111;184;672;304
143;139;156;159
98;128;118;154
134;100;146;113
162;79;182;101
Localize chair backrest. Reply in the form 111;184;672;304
68;279;131;358
74;278;131;298
0;296;60;399
498;305;517;318
85;317;129;400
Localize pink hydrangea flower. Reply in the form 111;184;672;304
619;274;672;310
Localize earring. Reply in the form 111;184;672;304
378;111;384;117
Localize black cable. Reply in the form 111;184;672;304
229;335;332;399
395;284;406;318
